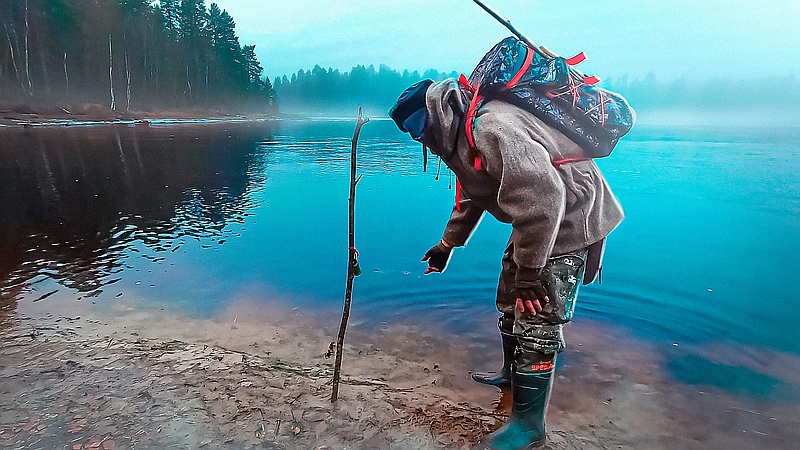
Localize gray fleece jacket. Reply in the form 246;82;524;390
424;78;624;271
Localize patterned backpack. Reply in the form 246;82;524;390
461;36;635;164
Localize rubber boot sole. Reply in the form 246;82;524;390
471;371;511;387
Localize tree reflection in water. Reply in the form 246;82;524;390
0;122;276;314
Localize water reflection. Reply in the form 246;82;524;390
0;122;275;304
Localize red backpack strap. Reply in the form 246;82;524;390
465;94;482;148
507;45;533;89
565;52;586;66
458;75;481;150
458;74;485;171
458;73;475;92
455;177;462;211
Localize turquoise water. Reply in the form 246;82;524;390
1;117;799;400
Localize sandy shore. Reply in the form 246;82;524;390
1;299;501;450
1;294;798;450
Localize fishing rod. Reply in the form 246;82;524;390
471;0;537;49
471;0;592;80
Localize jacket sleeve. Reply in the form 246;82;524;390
442;189;485;247
476;112;566;271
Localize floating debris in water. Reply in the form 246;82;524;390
33;290;59;302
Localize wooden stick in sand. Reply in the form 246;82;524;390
331;107;369;403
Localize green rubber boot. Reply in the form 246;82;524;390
472;331;516;387
474;354;555;450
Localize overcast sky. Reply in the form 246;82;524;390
211;0;800;83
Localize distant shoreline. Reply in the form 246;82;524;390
0;103;290;128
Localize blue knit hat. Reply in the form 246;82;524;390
389;79;434;142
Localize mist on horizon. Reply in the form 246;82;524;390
3;0;799;124
271;63;800;127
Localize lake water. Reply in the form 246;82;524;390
1;116;799;403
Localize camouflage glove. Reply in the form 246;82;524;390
515;267;549;316
421;240;453;274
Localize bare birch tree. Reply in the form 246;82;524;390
63;52;68;96
109;34;115;111
3;22;22;88
125;51;131;112
24;0;32;95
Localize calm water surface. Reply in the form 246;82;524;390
1;117;799;401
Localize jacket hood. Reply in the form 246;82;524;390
425;78;470;160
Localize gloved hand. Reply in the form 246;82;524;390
515;269;549;317
421;240;453;274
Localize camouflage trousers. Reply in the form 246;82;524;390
496;241;587;355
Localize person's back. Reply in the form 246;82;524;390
422;82;623;267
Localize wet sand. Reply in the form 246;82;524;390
2;295;798;450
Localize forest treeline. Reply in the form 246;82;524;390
2;1;797;118
0;0;274;114
273;65;460;115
